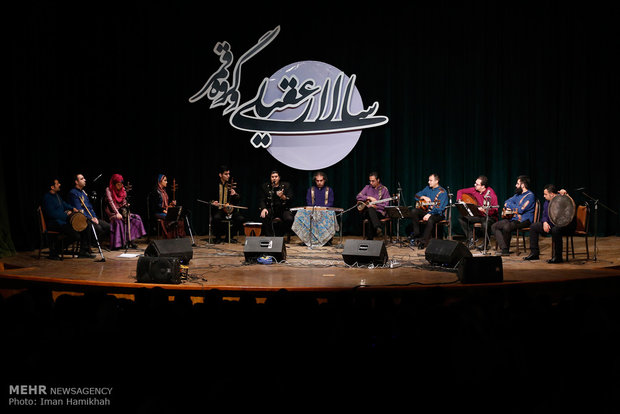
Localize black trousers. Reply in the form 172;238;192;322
213;210;245;241
491;219;531;251
409;208;445;242
262;210;294;237
359;207;385;239
459;215;497;242
529;220;576;256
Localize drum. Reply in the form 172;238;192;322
548;194;576;227
243;222;262;237
70;212;88;232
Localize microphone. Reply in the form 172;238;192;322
484;189;491;199
574;187;585;191
92;173;103;183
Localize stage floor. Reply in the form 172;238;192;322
1;235;619;295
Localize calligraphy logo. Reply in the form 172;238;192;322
189;26;388;170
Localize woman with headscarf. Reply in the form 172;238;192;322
105;173;146;249
150;174;185;238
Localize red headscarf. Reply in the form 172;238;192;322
109;174;126;205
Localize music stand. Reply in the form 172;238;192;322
385;206;412;246
455;201;485;249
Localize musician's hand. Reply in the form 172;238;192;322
260;208;269;218
559;189;568;196
92;218;99;225
277;190;285;199
115;213;123;220
543;222;551;233
230;189;237;196
423;213;431;222
367;197;377;202
65;210;72;216
171;201;177;206
422;196;432;203
478;207;485;213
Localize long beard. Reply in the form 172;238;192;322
514;187;523;195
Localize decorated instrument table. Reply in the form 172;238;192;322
291;206;342;247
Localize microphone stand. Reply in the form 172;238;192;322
446;186;454;240
580;190;617;262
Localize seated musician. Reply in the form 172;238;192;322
211;166;245;243
524;184;575;263
104;174;146;249
150;174;185;238
408;173;449;249
456;175;498;248
259;170;294;237
491;175;535;256
67;173;110;242
356;171;390;240
306;171;334;207
42;178;93;259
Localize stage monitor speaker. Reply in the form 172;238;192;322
457;256;503;284
243;237;287;262
144;238;193;264
136;256;182;284
342;239;388;266
424;239;472;268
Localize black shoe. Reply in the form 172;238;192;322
229;238;238;244
213;238;222;244
547;257;564;264
418;241;427;250
523;253;539;261
47;255;62;261
78;251;96;259
497;249;510;256
375;227;383;238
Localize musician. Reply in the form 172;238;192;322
211;166;245;243
67;173;110;242
456;175;499;247
356;171;390;239
42;178;93;259
524;185;576;263
491;175;536;255
150;174;185;238
259;170;294;237
306;171;334;207
408;173;449;249
104;174;146;249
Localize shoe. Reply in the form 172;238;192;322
78;251;96;259
47;255;62;261
496;249;510;256
229;238;238;244
523;253;539;261
417;242;427;250
213;238;222;244
547;257;564;264
375;227;383;238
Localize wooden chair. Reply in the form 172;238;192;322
555;205;590;261
36;206;78;259
494;199;540;254
514;199;540;255
362;217;392;242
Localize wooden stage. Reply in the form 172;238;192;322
1;234;619;299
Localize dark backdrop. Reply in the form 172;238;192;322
4;1;619;253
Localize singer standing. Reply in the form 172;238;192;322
456;175;499;247
259;170;294;237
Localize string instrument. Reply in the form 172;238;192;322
502;208;518;219
226;178;237;193
171;179;178;205
460;193;478;206
357;195;399;212
415;199;441;211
